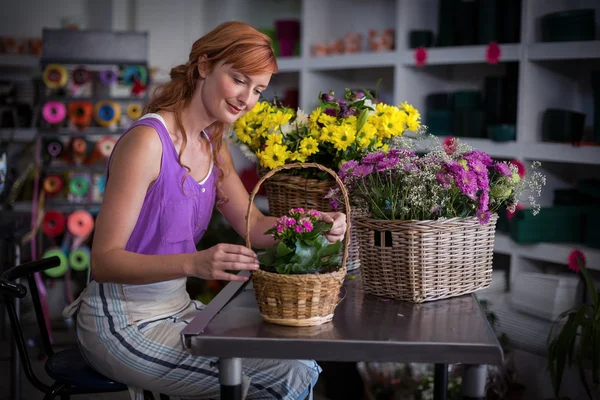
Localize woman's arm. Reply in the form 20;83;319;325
91;127;258;284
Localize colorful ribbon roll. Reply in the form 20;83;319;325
46;139;63;158
42;102;66;125
72;67;91;86
42;64;68;89
72;137;89;155
122;66;148;86
42;211;66;237
99;70;118;86
43;174;64;195
67;210;95;237
96;136;117;158
68;101;93;130
68;175;90;197
94;101;121;127
42;248;69;278
69;246;91;271
127;103;142;120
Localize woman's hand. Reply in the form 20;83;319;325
322;212;347;243
190;244;259;282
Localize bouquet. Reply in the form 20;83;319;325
326;138;546;224
231;89;423;178
257;208;342;274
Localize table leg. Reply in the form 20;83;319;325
219;357;243;400
433;363;448;400
461;364;487;400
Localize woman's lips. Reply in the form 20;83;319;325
227;102;241;114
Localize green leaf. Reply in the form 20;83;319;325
290;240;318;268
321;241;342;258
257;250;276;267
579;266;599;308
576;351;594;400
356;108;369;134
276;242;293;259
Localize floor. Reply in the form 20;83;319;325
0;319;333;400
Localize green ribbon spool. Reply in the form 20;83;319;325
69;175;90;197
42;248;69;278
69;246;91;271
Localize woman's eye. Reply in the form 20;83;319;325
234;78;244;84
254;90;262;95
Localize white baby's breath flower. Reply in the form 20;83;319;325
295;108;309;126
238;144;258;162
280;123;293;135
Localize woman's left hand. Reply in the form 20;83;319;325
322;212;347;243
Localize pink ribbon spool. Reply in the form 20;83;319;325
96;136;117;158
42;102;67;125
67;210;95;237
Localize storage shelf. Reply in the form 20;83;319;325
523;142;600;166
0;128;37;142
495;232;600;272
528;41;600;61
402;44;521;66
276;56;302;72
306;51;397;71
0;54;40;68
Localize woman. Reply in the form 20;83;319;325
64;21;346;399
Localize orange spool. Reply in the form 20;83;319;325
72;138;88;154
43;175;63;195
68;101;93;130
67;210;95;237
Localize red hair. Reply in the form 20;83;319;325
143;21;278;202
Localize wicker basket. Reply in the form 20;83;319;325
354;214;498;303
246;163;351;326
258;166;363;271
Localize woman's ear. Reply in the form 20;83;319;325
197;55;209;78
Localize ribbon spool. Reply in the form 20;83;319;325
72;137;89;155
122;66;148;86
43;174;64;195
96;136;117;158
69;175;90;197
68;101;93;130
72;67;91;86
42;102;66;125
94;101;121;127
42;64;68;89
46;139;63;158
42;248;69;278
99;70;118;86
42;211;66;237
127;103;142;120
69;246;91;271
67;210;95;237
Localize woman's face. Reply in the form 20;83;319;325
200;60;272;125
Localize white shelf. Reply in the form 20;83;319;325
402;44;521;66
0;128;37;142
495;232;600;272
528;41;600;61
306;51;397;71
523;142;600;166
0;53;40;68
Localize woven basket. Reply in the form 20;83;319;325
246;163;351;326
354;214;498;303
258;166;364;272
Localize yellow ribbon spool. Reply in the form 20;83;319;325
127;103;142;120
94;101;121;127
42;64;68;89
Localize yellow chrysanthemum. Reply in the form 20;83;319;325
357;122;377;149
299;137;319;156
406;112;420;132
259;144;290;169
332;126;356;151
265;133;283;147
319;126;336;143
290;151;307;163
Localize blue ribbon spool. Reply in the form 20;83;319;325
122;66;148;86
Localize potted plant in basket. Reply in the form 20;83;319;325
547;249;600;400
326;137;547;303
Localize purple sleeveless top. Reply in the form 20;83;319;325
107;113;217;255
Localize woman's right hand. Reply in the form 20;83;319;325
190;244;259;282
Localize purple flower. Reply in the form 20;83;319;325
376;155;400;172
465;150;493;167
446;161;465;175
324;108;337;117
436;172;452;188
478;190;490;212
388;148;415;158
477;210;491;224
321;93;334;102
339;160;358;180
329;197;341;210
456;170;478;197
353;91;365;100
494;162;512;177
362;152;385;164
352;164;374;177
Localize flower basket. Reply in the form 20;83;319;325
354;214;498;303
246;162;351;326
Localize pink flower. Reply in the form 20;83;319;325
290;208;305;214
443;136;457;155
505;203;524;221
307;209;322;219
294;225;304;233
509;159;526;179
568;249;586;273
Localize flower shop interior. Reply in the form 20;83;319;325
1;0;599;399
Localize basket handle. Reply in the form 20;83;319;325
245;162;352;270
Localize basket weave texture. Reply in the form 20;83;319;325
354;214;498;303
246;163;351;326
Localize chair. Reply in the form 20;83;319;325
0;256;169;400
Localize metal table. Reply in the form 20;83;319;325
181;274;503;400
